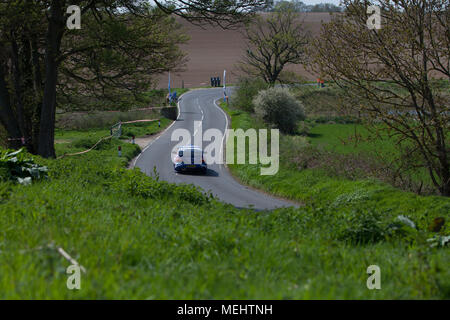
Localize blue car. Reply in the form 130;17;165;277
173;145;207;174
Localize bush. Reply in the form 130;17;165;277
160;106;177;120
232;77;268;112
338;210;387;244
0;148;48;185
253;87;305;134
337;210;420;245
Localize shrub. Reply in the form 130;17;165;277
338;210;387;244
0;148;48;185
277;70;305;85
337;210;420;245
160;106;177;120
232;77;268;112
253;87;305;134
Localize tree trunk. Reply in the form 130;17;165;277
0;63;23;149
30;35;43;154
11;38;30;150
38;0;65;158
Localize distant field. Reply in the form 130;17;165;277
157;13;333;88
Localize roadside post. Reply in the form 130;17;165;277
168;71;172;103
223;70;227;102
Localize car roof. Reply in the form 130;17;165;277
179;145;202;151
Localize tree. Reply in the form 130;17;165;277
232;77;268;112
153;0;268;28
58;9;188;112
309;3;342;12
238;2;309;85
0;0;267;158
311;0;449;196
266;1;342;13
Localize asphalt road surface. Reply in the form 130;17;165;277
134;88;296;210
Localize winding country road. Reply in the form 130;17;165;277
134;88;295;210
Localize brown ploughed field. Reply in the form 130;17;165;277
157;13;334;88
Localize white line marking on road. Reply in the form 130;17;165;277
213;97;229;172
194;98;204;136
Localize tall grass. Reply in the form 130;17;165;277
0;134;449;298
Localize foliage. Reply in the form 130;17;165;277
338;210;390;244
310;0;450;196
427;235;450;248
153;0;267;29
266;1;342;12
238;2;309;84
160;107;178;120
0;148;47;185
338;211;421;245
231;77;268;112
59;9;188;111
253;87;305;133
0;1;188;158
